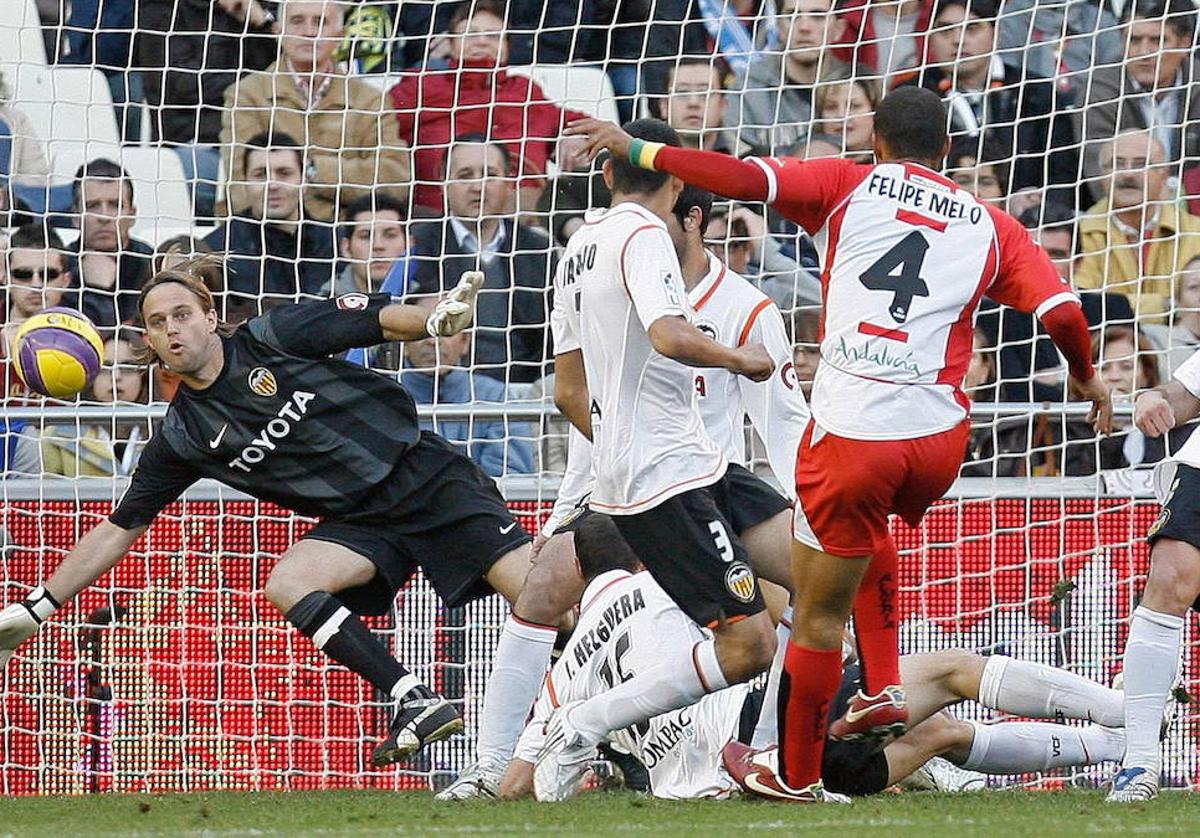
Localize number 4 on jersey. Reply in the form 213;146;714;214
859;231;931;324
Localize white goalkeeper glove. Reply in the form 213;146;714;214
0;586;59;670
425;270;485;337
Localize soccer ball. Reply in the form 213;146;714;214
11;307;104;399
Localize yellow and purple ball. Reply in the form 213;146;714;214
11;307;104;399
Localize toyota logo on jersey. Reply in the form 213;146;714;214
247;367;278;397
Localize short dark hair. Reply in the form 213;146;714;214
72;158;133;210
671;183;714;236
933;0;998;22
8;222;66;253
947;133;1011;196
1129;0;1197;41
447;132;512;175
1019;201;1076;236
449;0;508;33
874;87;948;163
340;192;409;241
647;55;729;120
610;118;682;194
242;131;305;175
573;514;641;581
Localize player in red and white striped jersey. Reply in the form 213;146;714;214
568;86;1112;802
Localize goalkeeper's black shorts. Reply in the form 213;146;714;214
302;433;532;615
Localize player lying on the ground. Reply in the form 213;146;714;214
502;514;1129;802
439;182;808;800
0;255;542;767
567;89;1112;802
1106;347;1200;802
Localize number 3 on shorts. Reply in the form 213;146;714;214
709;520;734;562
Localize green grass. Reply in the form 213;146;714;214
0;789;1196;837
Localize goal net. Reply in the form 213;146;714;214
2;0;1199;794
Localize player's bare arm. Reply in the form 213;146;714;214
647;315;774;382
0;520;146;669
1136;381;1200;437
553;349;593;440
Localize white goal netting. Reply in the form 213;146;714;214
2;0;1200;794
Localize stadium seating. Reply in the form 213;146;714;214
0;0;47;68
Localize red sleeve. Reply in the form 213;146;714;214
760;157;870;234
985;205;1095;381
650;149;865;234
388;76;417;143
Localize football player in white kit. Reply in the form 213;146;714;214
536;119;785;802
1107;349;1200;801
438;180;808;800
568;87;1113;801
503;514;1130;802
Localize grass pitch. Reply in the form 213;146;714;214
1;789;1196;837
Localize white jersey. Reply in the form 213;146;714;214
755;157;1077;441
514;569;743;800
1156;350;1200;494
545;252;807;526
688;252;808;496
551;202;726;515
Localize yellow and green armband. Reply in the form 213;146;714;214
628;139;665;170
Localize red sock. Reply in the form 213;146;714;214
777;642;842;789
853;536;901;695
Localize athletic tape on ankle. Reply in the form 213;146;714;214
1133;605;1184;631
977;655;1009;709
311;606;350;649
391;673;423;700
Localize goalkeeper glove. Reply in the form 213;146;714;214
425;271;485;337
0;586;59;670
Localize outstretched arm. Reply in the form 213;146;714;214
1;520;145;669
648;316;775;382
1136;374;1200;437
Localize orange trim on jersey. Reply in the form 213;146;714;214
579;575;630;616
589;462;727;513
705;613;750;630
895;208;948;233
857;321;910;343
618;224;664;300
693;264;727;311
546;672;561;709
511;614;558;632
737;298;773;346
691;642;713;693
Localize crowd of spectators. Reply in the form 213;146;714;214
3;0;1200;482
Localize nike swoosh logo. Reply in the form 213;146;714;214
742;770;800;800
500;522;518;534
842;704;876;724
209;424;229;449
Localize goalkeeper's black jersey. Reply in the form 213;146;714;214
110;294;439;529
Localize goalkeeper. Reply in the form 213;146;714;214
0;255;537;767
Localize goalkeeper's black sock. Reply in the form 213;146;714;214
286;591;435;704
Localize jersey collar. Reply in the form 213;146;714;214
688;251;727;311
580;569;636;614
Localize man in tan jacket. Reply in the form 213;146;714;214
1075;130;1200;321
221;0;410;222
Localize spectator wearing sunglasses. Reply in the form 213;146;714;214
3;224;74;401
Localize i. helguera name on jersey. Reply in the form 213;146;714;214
227;390;317;473
572;588;647;669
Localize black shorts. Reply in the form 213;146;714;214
1147;463;1200;611
709;463;792;534
821;664;891;797
611;478;766;628
304;434;531;615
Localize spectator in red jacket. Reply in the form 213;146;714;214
833;0;935;79
389;0;587;215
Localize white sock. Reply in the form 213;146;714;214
570;639;728;745
1121;606;1184;773
475;615;557;763
751;606;792;748
978;656;1124;727
961;721;1126;773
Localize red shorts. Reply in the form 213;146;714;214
792;419;971;557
